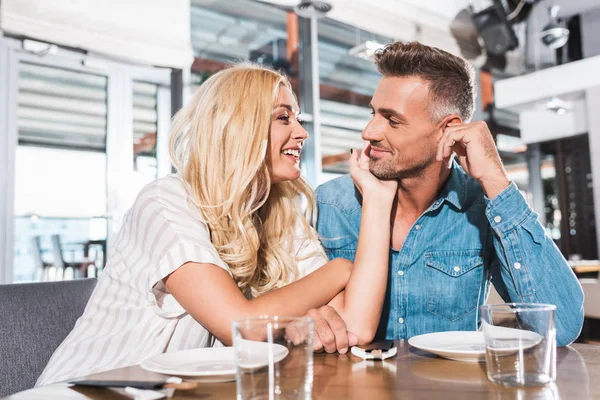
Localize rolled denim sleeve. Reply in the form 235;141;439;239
485;182;584;346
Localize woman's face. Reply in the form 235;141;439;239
269;85;308;184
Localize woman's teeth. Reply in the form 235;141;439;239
282;149;300;157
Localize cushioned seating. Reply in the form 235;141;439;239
0;278;97;396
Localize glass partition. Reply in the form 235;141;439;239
14;62;108;282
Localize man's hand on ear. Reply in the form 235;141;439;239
436;120;510;199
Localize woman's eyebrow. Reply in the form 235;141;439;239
273;104;299;114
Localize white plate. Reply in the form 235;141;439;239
140;341;289;380
408;329;543;363
409;331;487;363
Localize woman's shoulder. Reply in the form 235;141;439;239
129;174;204;225
136;174;187;200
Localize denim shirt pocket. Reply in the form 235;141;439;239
424;250;484;322
320;235;356;262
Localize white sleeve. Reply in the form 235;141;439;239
125;179;231;318
293;221;328;278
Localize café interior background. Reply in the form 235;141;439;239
1;0;599;341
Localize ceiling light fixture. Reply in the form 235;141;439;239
349;40;385;60
540;5;570;49
294;0;332;19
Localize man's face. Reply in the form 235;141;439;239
363;76;441;180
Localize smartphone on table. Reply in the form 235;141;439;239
351;340;397;360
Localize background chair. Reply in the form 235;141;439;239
0;278;97;397
51;234;97;278
30;236;53;281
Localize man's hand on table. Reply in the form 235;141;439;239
306;306;358;355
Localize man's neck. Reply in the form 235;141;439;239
392;163;452;223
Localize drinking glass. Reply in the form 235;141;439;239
480;303;556;387
232;316;314;400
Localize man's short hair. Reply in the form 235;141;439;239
373;41;475;123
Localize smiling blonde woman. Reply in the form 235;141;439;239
36;63;397;386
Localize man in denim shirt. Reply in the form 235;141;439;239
315;41;584;347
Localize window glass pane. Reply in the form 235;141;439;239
14;62;108;282
190;0;287;64
318;19;390;96
317;19;392;177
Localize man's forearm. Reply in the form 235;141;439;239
487;183;584;346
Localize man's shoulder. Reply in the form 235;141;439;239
316;175;362;214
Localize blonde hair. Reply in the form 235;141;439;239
169;63;320;297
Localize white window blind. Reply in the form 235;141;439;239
18;62;107;150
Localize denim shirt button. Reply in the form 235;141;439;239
514;262;522;270
494;215;502;223
398;317;405;324
415;225;421;231
398;270;404;276
453;266;460;272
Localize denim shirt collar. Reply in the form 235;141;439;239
432;159;468;211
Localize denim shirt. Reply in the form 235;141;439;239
315;162;584;346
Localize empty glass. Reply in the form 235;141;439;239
481;303;557;387
232;316;314;400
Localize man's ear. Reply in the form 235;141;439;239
439;114;463;129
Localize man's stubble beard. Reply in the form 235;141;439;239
368;151;436;181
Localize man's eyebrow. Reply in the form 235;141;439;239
369;103;407;122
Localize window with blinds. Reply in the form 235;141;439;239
133;81;159;181
17;62;108;151
317;19;390;175
320;100;370;174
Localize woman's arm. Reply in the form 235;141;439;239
164;257;350;345
325;146;396;344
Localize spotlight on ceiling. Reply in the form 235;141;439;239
294;0;332;19
349;40;386;60
540;5;570;49
471;2;519;56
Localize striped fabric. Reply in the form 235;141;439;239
36;174;327;386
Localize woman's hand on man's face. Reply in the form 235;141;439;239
350;144;398;203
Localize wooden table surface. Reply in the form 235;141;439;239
5;341;600;399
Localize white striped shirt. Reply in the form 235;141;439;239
36;174;327;386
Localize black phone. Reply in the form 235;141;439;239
353;340;395;352
69;380;166;390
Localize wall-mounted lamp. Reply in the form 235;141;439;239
540;5;570;49
546;97;572;115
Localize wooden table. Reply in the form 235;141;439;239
569;260;600;274
4;341;600;399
